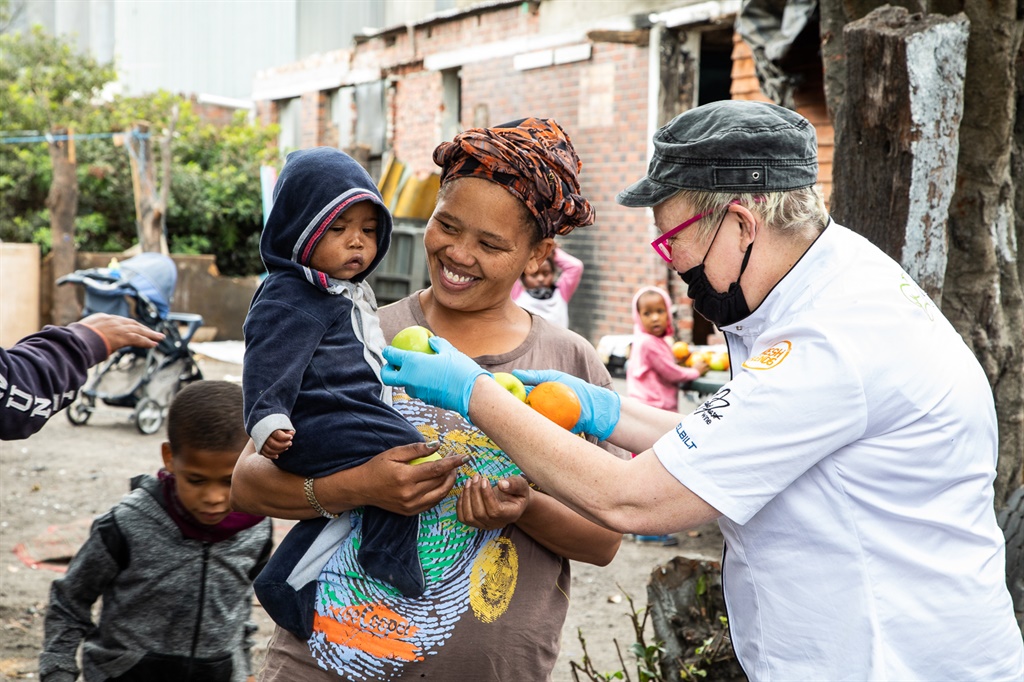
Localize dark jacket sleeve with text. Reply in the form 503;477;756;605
0;324;108;440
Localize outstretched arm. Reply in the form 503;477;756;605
1;316;162;440
382;342;719;534
78;312;164;354
469;378;720;534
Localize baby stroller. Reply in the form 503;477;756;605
56;253;204;434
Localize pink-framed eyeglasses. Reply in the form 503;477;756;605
650;199;757;264
650;208;718;264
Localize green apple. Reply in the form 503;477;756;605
409;452;443;465
708;352;729;372
391;325;436;354
494;372;527;402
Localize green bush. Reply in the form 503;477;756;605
1;25;279;276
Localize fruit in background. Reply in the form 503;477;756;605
671;341;691;361
709;352;730;372
392;325;436;354
526;381;582;431
494;372;527;402
685;351;714;368
410;452;443;465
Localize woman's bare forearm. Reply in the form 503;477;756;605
231;449;334;519
230;439;462;519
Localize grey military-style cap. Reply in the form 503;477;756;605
617;100;819;207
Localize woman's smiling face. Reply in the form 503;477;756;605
424;177;550;313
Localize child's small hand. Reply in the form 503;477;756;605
261;429;294;459
457;474;531;530
691;358;710;376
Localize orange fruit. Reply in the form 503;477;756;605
525;381;582;431
671;341;691;361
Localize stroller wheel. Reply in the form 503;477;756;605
66;395;95;426
134;398;164;435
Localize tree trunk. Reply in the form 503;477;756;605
819;0;924;121
647;556;744;681
830;6;969;304
46;129;79;326
942;0;1024;505
1015;38;1024;291
820;0;1024;506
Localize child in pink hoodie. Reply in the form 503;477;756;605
626;286;708;545
626;286;708;412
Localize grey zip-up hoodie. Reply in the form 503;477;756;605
39;475;273;682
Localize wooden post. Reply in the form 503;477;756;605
830;6;969;305
126;119;174;254
654;27;712;344
47;127;80;326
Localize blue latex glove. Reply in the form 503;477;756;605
512;369;621;441
382;336;492;418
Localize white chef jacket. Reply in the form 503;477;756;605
654;222;1024;681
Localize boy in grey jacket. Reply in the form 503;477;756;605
39;381;273;682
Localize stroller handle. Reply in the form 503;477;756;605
56;271;122;287
166;312;205;346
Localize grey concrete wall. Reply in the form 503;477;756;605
41;252;259;341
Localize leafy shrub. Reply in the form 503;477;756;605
1;26;279;276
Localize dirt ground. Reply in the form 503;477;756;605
0;355;724;681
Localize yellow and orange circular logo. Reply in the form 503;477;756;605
742;340;792;370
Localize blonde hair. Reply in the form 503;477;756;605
671;186;829;240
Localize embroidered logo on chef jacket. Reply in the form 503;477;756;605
742;340;792;370
694;388;730;425
899;274;936;321
674;423;698;449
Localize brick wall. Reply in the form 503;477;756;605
192;100;241;127
255;100;274;127
299;90;328;149
392;71;445;172
453;40;659;343
254;4;834;348
348;4;661;343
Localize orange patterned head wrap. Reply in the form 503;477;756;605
432;117;596;238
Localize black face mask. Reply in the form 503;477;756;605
525;286;555;300
678;212;753;328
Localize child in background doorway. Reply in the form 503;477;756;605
627;286;708;545
39;381;273;682
511;244;583;328
627;286;708;411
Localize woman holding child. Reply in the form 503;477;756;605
231;117;626;680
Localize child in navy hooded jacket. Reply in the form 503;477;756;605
242;147;425;639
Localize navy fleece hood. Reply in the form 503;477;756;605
261;147;392;289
